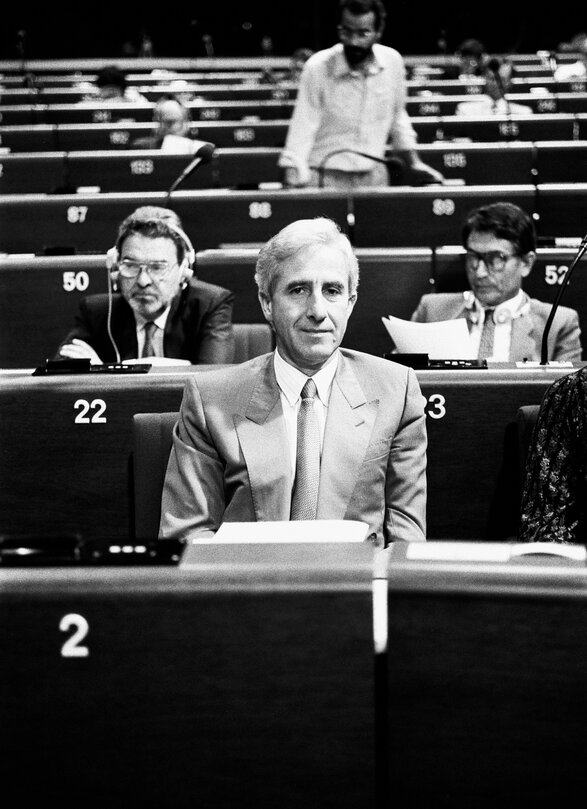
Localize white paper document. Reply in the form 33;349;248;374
381;315;474;359
196;519;371;544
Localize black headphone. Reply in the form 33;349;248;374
106;220;196;289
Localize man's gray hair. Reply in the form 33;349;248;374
255;217;359;298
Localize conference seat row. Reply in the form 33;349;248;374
1;141;587;194
0;184;584;256
1;244;584;369
2;92;587;126
0;49;581;82
0;362;574;548
2;113;586;152
1;76;586;105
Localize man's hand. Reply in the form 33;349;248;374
58;338;103;364
407;160;445;185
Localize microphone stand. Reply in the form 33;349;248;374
163;142;216;207
540;232;587;365
315;149;405;189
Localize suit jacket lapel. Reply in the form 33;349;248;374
235;358;292;521
510;312;538;361
112;297;139;360
317;354;378;518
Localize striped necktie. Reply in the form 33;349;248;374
290;378;320;521
142;321;157;358
477;308;495;359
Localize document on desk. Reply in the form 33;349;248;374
197;520;371;544
381;315;474;359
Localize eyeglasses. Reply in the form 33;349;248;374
465;249;520;273
337;24;377;43
118;259;176;280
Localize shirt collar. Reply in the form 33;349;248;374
135;306;171;331
273;348;340;406
465;289;527;318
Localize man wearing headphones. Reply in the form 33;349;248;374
409;202;582;362
55;206;235;364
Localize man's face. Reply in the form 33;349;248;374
338;10;381;68
259;244;357;375
465;230;534;308
156;101;189;137
118;234;184;320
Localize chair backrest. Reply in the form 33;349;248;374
132;411;179;541
233;322;274;362
516;404;541;480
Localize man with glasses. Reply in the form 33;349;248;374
278;0;444;189
410;202;582;362
55;206;235;364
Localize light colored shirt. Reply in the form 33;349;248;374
465;289;528;361
273;348;339;485
135;308;171;357
279;42;418;175
455;95;533;116
554;61;587;81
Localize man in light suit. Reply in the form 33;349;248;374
159;216;427;545
411;202;582;363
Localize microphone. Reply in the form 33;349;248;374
164;141;216;206
540;231;587;365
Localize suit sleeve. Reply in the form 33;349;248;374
552;307;583;363
54;297;105;360
159;376;226;541
384;367;427;543
195;288;236;364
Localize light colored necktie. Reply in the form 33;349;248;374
142;321;157;358
290;378;320;521
477;308;495;359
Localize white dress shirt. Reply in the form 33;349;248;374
465;289;528;360
279;43;418;176
135;308;171;357
273;348;339;485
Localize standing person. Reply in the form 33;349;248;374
55;206;235;365
278;0;444;189
410;202;582;362
159;216;428;544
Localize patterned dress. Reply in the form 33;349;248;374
520;368;587;543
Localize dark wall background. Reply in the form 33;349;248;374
0;3;583;61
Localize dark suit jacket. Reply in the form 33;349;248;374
56;280;235;364
159;349;428;545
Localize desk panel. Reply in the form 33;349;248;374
413;142;535;185
0;555;374;809
535;141;587;182
0;152;65;193
0;255;107;367
0;189;352;253
351;185;536;248
384;553;587;808
0;367;577;543
535;183;587;240
412;114;580;143
0;100;295;126
0;121;290;152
